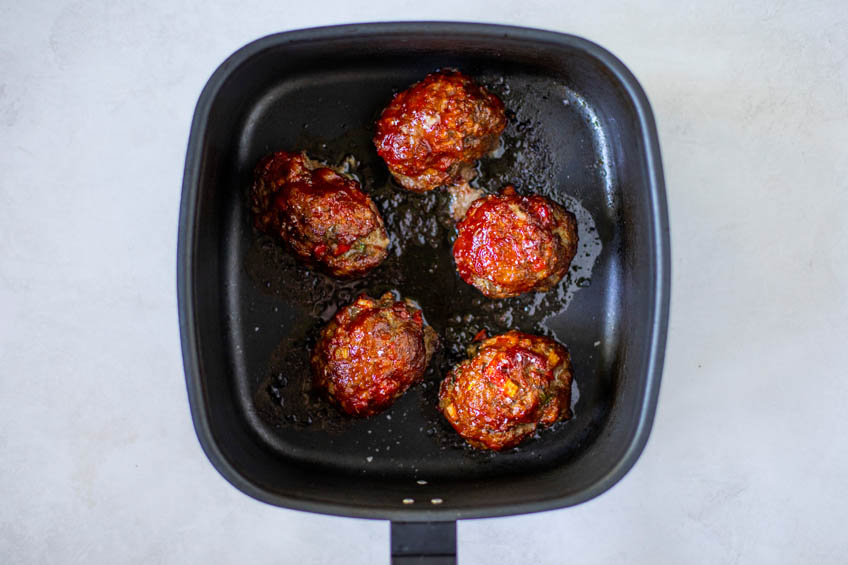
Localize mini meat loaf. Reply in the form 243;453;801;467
373;70;507;192
438;330;573;450
312;293;439;417
250;151;389;277
453;186;578;298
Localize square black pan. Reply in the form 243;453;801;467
178;22;669;524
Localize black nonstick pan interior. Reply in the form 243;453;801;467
179;23;669;523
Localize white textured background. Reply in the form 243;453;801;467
2;1;847;563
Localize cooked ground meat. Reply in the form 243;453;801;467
373;70;506;192
446;180;485;221
438;330;573;450
250;151;389;277
453;186;578;298
311;293;439;417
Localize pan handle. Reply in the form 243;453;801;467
390;521;457;564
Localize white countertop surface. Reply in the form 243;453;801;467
2;1;847;563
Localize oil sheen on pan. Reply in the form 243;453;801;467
247;74;604;456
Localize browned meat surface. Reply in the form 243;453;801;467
438;330;573;450
250;151;389;277
453;186;578;298
374;70;506;192
312;293;439;417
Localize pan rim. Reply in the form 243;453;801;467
177;21;670;521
